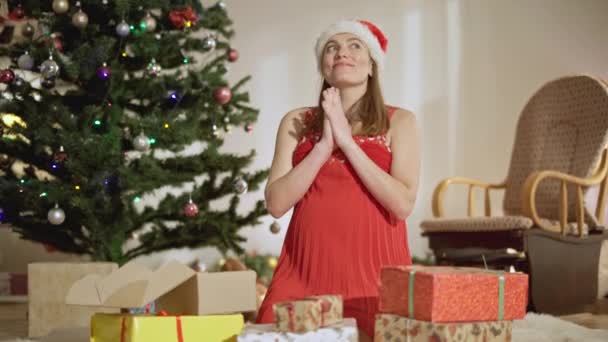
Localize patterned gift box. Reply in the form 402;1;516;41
238;317;358;342
273;299;322;333
379;265;527;322
90;312;244;342
0;273;27;296
304;294;343;326
374;314;512;342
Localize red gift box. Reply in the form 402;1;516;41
379;265;528;322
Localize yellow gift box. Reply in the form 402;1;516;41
91;313;244;342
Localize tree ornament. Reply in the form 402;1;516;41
97;62;111;80
227;48;239;62
41;77;56;89
9;5;25;20
183;198;199;217
52;0;70;14
116;20;130;37
22;23;35;38
145;58;162;77
53;146;68;163
47;204;66;225
233;178;248;194
133;132;150;151
202;35;217;51
17;51;34;70
72;9;89;28
0;69;15;84
213;87;232;105
245;124;254;133
141;12;156;32
270;221;281;234
40;55;60;79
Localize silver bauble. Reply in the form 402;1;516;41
47;205;66;225
40;57;60;79
116;20;130;37
133;133;150;151
52;0;70;14
233;178;248;194
202;36;217;51
17;52;34;70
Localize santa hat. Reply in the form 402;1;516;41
315;19;388;71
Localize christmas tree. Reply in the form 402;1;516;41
0;0;268;264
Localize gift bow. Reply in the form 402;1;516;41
120;310;184;342
169;6;198;29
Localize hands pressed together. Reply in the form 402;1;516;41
316;87;356;159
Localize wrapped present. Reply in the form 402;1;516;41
0;273;8;296
273;299;322;333
238;317;358;342
0;272;27;296
304;294;343;326
91;312;244;342
374;314;512;342
379;265;528;322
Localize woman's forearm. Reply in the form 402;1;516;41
265;145;329;218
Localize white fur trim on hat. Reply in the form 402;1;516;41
315;19;387;71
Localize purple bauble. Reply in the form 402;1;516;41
97;63;111;80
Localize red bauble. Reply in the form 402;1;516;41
245;124;254;133
213;87;232;105
227;48;239;62
53;37;64;51
44;244;57;253
9;5;25;20
183;201;199;217
0;69;15;84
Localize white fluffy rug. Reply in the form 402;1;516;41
3;313;608;342
513;313;608;342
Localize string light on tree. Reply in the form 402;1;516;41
145;58;162;77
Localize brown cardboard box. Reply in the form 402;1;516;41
28;262;119;338
66;260;257;315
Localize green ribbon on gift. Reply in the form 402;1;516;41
406;267;505;321
408;269;416;318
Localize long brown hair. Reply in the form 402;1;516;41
309;62;389;136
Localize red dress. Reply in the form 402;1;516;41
256;106;412;337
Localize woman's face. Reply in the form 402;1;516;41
321;33;373;88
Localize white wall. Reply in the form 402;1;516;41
133;0;608;268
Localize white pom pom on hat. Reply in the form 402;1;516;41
315;19;388;71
